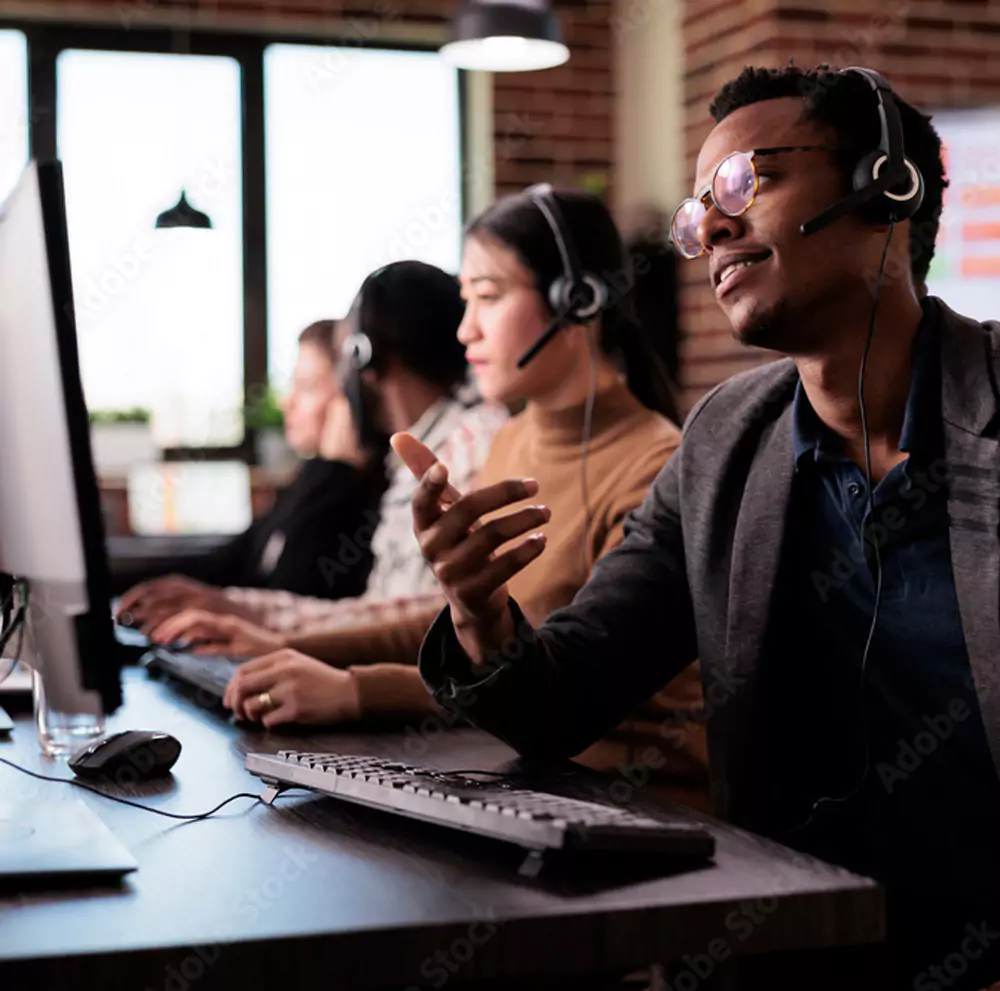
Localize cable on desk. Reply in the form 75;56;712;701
0;756;261;821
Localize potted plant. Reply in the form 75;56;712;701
88;407;157;474
244;385;294;470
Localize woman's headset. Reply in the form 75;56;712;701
800;66;924;237
516;184;612;368
339;275;380;450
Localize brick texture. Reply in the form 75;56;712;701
20;0;615;203
679;0;1000;412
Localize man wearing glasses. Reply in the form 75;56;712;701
399;64;1000;989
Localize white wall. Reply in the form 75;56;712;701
613;0;686;221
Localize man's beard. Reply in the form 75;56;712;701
731;298;793;353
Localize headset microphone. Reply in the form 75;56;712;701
799;67;923;238
515;184;610;369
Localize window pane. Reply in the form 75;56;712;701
57;50;244;447
265;45;462;389
925;107;1000;324
0;30;28;202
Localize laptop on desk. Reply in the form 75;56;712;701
0;801;137;887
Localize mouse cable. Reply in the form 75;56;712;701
0;756;266;821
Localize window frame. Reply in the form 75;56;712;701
3;19;468;462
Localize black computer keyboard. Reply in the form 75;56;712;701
246;751;715;876
142;648;245;698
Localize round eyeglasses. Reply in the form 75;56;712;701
670;145;834;260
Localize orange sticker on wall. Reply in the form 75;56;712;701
960;257;1000;277
963;223;1000;242
961;186;1000;207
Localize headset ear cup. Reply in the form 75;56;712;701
853;151;890;222
853;151;925;224
548;276;570;314
892;158;924;221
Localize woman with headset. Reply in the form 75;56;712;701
157;189;709;807
127;262;507;634
115;320;388;621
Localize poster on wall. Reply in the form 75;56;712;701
925;106;1000;323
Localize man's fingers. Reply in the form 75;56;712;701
412;460;454;532
427;505;550;574
391;432;443;483
421;478;540;555
455;535;547;605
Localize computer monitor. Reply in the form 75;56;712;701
0;160;123;715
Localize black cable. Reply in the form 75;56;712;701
580;322;599;577
786;223;893;836
0;756;262;821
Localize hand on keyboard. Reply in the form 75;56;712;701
222;649;361;728
147;609;286;657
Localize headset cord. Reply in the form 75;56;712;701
581;321;599;580
784;222;893;837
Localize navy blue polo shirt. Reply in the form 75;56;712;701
761;300;1000;968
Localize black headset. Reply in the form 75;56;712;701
516;183;611;368
339;274;380;449
800;66;924;237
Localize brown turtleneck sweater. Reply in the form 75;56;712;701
318;381;708;806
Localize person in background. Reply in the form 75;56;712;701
623;203;682;424
116;319;387;625
160;189;710;810
140;260;508;638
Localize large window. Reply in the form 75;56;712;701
925;107;1000;324
57;50;244;448
0;30;28;202
264;44;462;389
0;23;465;478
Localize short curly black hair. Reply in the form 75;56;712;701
709;64;948;285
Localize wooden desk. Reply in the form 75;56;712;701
0;670;885;989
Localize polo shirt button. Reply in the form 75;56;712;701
848;482;862;497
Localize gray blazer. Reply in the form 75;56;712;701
420;298;1000;830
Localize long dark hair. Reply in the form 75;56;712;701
465;188;680;422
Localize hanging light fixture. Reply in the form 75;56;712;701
154;190;212;230
440;0;570;73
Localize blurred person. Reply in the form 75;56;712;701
135;260;508;635
162;188;709;809
623;202;682;423
115;319;387;622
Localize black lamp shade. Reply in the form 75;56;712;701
155;191;212;230
441;1;569;72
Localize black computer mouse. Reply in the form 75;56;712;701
69;730;181;782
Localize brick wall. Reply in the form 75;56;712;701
679;0;1000;411
12;0;616;204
